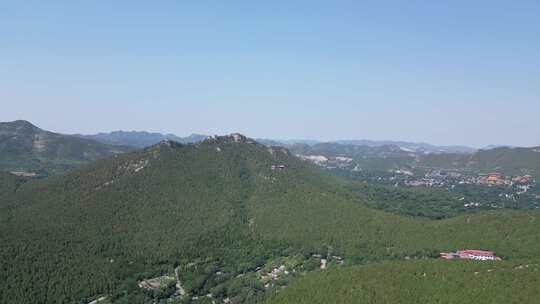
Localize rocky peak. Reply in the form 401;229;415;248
204;133;254;144
231;133;246;143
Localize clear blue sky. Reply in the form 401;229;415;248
1;0;539;147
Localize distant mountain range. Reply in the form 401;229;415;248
79;131;477;154
0;120;132;175
333;139;476;154
260;139;476;154
77;131;208;148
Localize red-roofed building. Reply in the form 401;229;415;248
487;172;502;185
440;249;501;261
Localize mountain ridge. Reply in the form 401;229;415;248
0;120;133;175
74;128;477;153
77;130;208;148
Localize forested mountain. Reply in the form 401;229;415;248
1;135;540;303
0;120;132;175
78;131;208;148
419;146;540;177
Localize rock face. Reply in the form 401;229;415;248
231;133;243;143
204;133;254;145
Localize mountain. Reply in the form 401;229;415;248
469;146;540;176
271;138;475;153
259;138;475;153
78;131;208;148
2;134;540;303
289;142;411;158
482;144;512;150
287;142;417;171
0;120;132;175
333;139;476;154
418;146;540;177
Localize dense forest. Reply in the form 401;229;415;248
267;259;540;304
1;136;540;303
339;179;540;219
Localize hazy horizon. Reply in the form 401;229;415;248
2;1;539;148
1;118;535;149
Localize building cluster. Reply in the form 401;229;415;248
440;250;502;261
472;172;533;186
10;171;38;177
399;170;535;189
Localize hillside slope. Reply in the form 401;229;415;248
267;259;540;304
0;120;132;174
417;146;540;176
1;135;540;303
468;147;540;176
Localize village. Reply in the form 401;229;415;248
345;167;537;195
401;171;535;189
294;153;537;192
